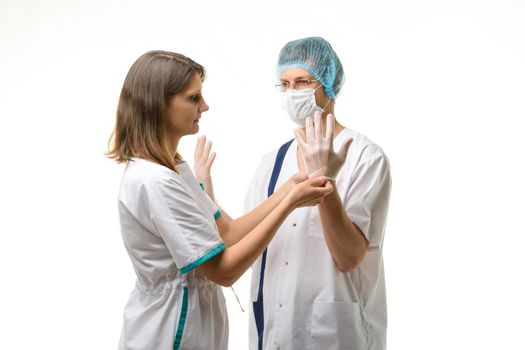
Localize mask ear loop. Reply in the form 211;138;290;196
314;84;333;111
321;98;332;111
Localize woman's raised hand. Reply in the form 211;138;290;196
193;135;216;200
194;135;216;180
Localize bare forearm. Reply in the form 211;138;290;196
198;199;293;286
318;184;368;272
219;180;292;246
218;209;233;223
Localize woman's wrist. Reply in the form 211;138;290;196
279;192;296;214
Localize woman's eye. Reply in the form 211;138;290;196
190;94;201;102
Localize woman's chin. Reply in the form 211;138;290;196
190;124;199;134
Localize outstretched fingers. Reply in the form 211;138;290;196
314;111;323;141
203;139;212;160
306;116;315;144
325;114;335;143
206;151;216;168
194;135;206;161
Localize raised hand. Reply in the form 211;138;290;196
293;111;353;180
193;135;216;200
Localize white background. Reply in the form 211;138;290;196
1;0;524;349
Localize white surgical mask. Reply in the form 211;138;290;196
281;86;328;127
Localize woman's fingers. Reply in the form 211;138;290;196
305;176;333;196
308;175;327;187
195;136;215;165
313;177;334;196
295;179;333;207
194;136;216;179
194;135;206;160
203;139;212;160
292;172;309;183
194;136;201;161
206;151;216;168
290;176;334;208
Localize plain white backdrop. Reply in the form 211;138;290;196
1;0;524;349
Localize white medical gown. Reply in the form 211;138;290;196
117;158;227;350
246;128;391;350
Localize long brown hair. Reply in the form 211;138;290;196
107;50;206;172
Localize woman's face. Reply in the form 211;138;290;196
166;73;209;140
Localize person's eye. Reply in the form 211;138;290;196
189;94;201;103
296;79;309;86
281;82;289;88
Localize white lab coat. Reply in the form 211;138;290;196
246;128;391;350
118;158;228;350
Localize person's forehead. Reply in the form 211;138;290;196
182;73;203;93
279;67;314;81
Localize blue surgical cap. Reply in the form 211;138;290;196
277;37;345;100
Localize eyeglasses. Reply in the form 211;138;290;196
275;79;319;92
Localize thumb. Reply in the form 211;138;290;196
337;138;353;160
292;172;308;183
322;180;334;194
308;175;328;187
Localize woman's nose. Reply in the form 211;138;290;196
200;100;209;113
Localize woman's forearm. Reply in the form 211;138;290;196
217;179;292;246
197;198;293;286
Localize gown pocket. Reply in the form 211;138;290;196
308;301;367;350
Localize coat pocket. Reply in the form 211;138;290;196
308;301;367;350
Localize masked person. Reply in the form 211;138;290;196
107;50;334;350
245;37;392;350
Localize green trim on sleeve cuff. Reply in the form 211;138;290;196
214;210;222;220
180;243;225;274
199;182;205;191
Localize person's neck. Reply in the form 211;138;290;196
322;110;345;137
169;135;180;160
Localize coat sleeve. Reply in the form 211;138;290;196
344;144;392;248
143;175;225;274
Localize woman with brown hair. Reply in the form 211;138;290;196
107;50;333;350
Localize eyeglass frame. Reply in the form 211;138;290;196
275;78;321;92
